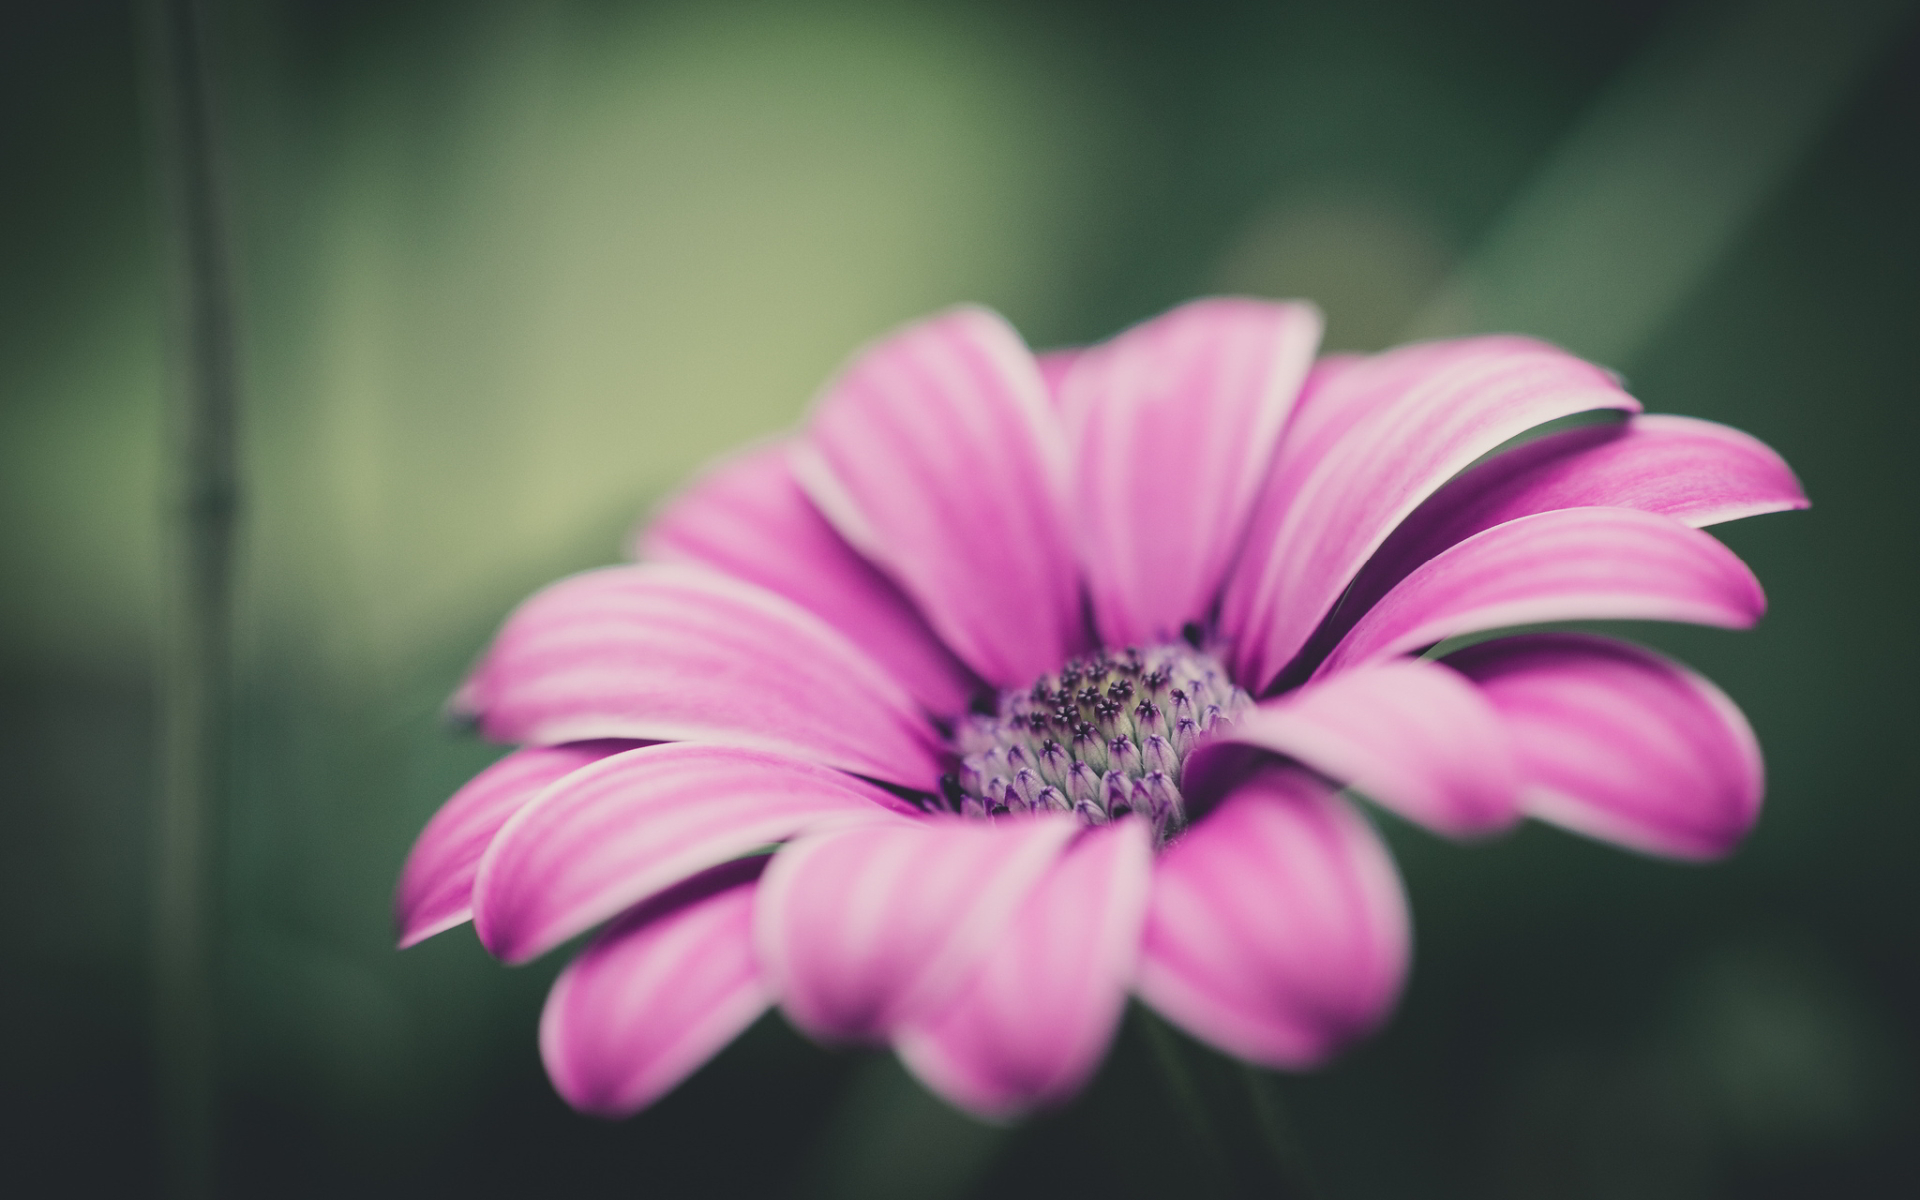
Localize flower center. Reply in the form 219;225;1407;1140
944;643;1252;843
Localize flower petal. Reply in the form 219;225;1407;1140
1295;414;1807;674
454;562;945;789
793;306;1083;686
894;819;1154;1118
638;441;979;717
1137;766;1410;1068
1223;336;1641;692
540;859;770;1117
1405;413;1807;540
473;744;903;964
1207;658;1519;837
1445;633;1763;859
1319;507;1766;677
1035;347;1080;403
1065;298;1323;647
755;813;1080;1043
395;741;637;949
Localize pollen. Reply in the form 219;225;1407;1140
944;643;1252;842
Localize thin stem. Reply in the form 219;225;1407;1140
1238;1062;1321;1199
1135;1006;1232;1170
145;0;241;1196
1132;1007;1321;1199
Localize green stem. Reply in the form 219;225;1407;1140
1134;1006;1233;1174
1132;1008;1321;1199
1238;1061;1321;1199
146;0;240;1196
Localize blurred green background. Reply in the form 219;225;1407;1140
3;0;1916;1195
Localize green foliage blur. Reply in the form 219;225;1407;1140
3;0;1916;1195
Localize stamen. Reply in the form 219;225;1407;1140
950;641;1252;844
1143;733;1176;775
985;776;1009;808
1067;761;1100;806
1011;768;1042;810
1174;717;1200;755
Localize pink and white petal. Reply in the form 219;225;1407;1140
454;562;945;790
540;858;771;1117
1309;415;1807;664
1065;299;1323;647
1251;352;1366;466
1035;348;1081;403
1223;336;1641;693
395;740;638;949
1318;507;1766;677
1411;413;1807;539
1209;658;1519;837
1445;633;1763;859
793;306;1084;687
473;744;906;964
638;441;979;718
895;819;1155;1119
755;813;1080;1044
1137;767;1410;1068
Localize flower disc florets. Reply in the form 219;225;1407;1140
944;642;1252;842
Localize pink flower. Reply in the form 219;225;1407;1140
395;300;1805;1120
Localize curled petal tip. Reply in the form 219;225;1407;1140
1138;768;1410;1069
1446;633;1764;860
394;742;634;951
473;744;906;965
540;866;770;1117
1219;658;1521;839
894;819;1153;1117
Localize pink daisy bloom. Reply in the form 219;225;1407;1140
395;299;1805;1121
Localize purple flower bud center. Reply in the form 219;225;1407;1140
948;643;1251;843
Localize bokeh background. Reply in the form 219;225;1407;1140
4;0;1917;1195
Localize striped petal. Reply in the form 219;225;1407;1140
1318;507;1766;677
1294;414;1807;674
472;744;902;964
755;813;1079;1043
1446;633;1763;859
1223;337;1640;692
1392;413;1806;543
395;740;637;948
1064;298;1322;647
1137;766;1409;1068
1210;658;1519;837
540;859;770;1117
1035;347;1081;403
638;440;979;718
793;306;1084;687
454;562;945;789
895;819;1154;1118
